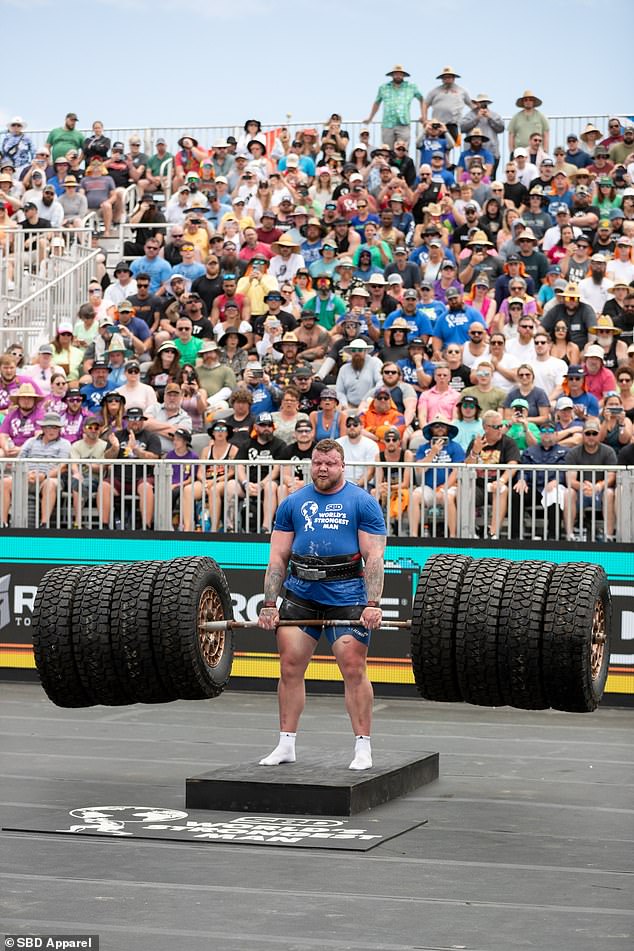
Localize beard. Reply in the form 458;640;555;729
257;430;273;444
351;354;365;370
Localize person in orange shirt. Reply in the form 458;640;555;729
361;388;405;452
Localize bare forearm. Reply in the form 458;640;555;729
263;558;287;602
363;553;384;603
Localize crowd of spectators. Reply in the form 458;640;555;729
1;73;633;539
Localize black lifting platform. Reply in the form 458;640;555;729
186;750;439;816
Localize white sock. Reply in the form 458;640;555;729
349;735;372;770
259;731;297;766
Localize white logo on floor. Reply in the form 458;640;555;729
58;808;381;842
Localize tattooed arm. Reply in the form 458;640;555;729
258;530;294;629
358;530;386;629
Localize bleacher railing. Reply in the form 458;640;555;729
1;241;102;355
2;458;632;544
25;113;625;170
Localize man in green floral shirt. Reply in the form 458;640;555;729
363;65;424;150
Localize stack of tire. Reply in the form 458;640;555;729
31;558;234;708
411;555;611;713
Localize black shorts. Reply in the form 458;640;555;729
278;589;369;646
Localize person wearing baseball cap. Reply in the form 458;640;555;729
582;343;617;401
277;419;316;501
563;416;618;541
226;410;287;533
103;404;161;528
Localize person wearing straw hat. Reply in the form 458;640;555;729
269;232;305;283
362;64;424;150
422;67;472;144
1;411;72;529
460;94;504;176
586;315;627;370
579;123;604;155
0;382;47;457
508;91;549;154
457;128;494;178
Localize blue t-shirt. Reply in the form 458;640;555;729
418;300;447;325
397;356;436;387
130;256;173;293
249;383;277;415
415;439;465;487
570;392;600;417
300;239;323;267
173;262;206;282
433;306;481;345
274;481;386;606
114;316;151;343
79;381;115;410
383;307;433;340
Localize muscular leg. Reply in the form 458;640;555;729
332;635;373;736
259;625;316;765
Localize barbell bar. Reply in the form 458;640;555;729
200;619;413;632
30;554;612;714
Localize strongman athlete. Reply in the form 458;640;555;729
257;438;387;770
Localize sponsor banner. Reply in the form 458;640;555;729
0;534;632;697
3;805;425;852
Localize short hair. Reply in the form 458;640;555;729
135;271;150;282
482;409;502;426
517;363;534;377
313;438;344;461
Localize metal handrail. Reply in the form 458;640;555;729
1;246;101;354
21;112;629;178
2;456;632;542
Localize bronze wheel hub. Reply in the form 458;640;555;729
590;598;606;682
198;586;225;668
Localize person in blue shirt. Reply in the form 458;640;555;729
431;288;482;355
411;416;465;536
383;290;433;344
510;422;569;538
130;237;172;294
79;359;116;410
418;280;448;325
397;337;436;391
457;129;494;176
564;365;600;417
257;438;386;771
172;241;206;283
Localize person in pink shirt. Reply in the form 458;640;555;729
583;345;616;400
417;364;460;427
0;383;46;457
0;353;44;414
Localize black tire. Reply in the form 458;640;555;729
543;564;612;712
111;560;171;703
151;556;234;700
411;554;472;702
31;566;94;708
455;558;513;707
71;563;134;706
497;560;555;710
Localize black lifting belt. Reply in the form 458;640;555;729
289;552;363;582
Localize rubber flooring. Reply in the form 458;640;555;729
1;683;632;951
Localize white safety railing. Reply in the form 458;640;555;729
0;226;95;306
1;458;632;543
0;245;102;355
25;113;627;170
